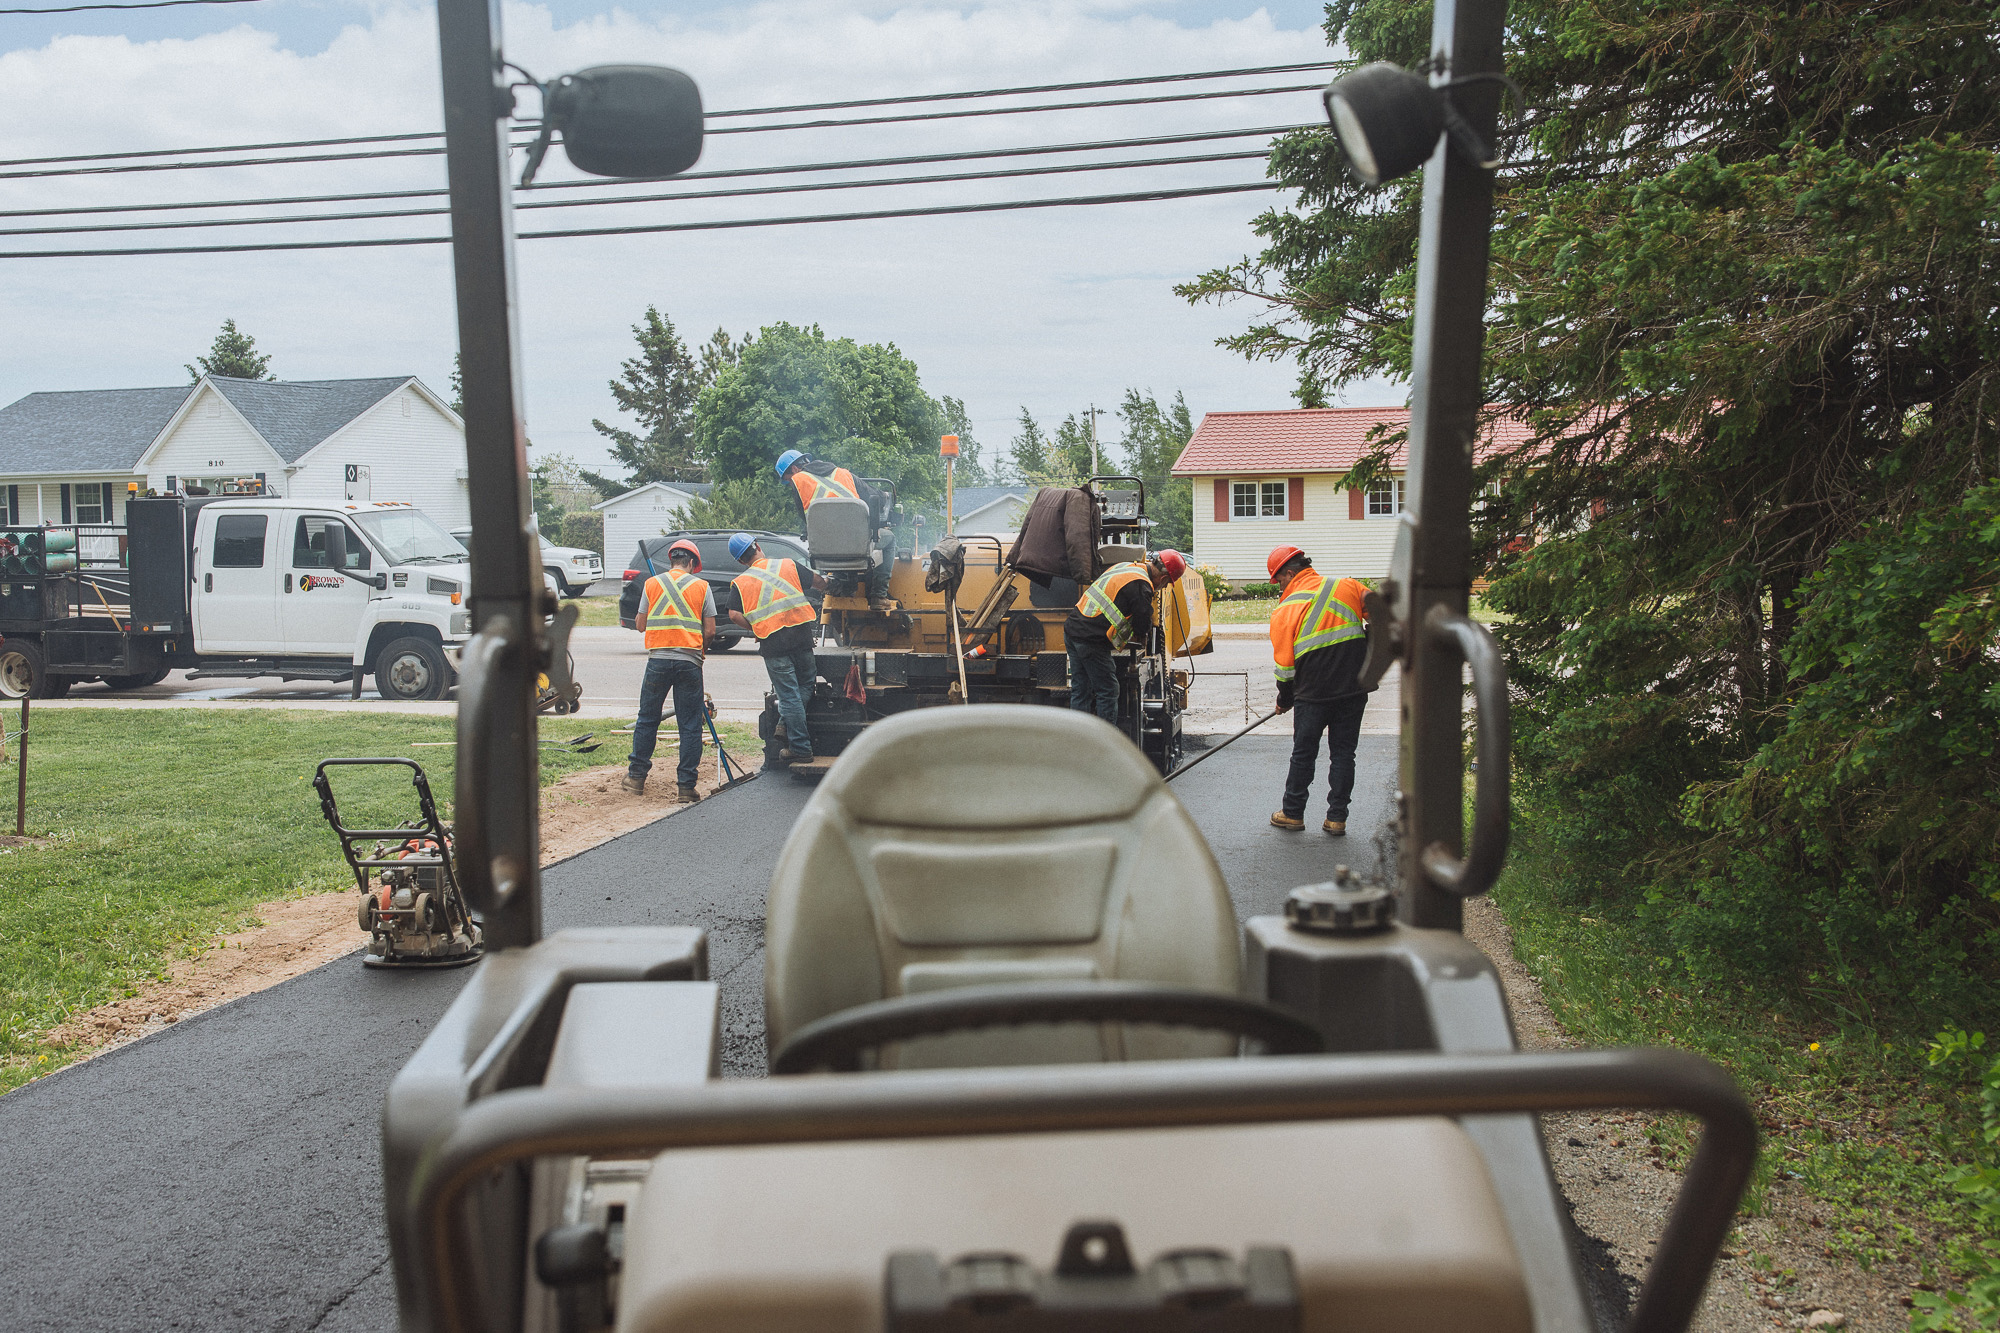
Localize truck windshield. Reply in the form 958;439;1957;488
353;509;467;566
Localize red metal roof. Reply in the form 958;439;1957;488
1170;406;1537;475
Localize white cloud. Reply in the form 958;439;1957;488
0;0;1389;476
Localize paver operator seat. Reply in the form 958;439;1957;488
764;705;1240;1069
803;495;874;574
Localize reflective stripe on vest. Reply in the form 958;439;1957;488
792;467;860;509
1076;563;1151;650
642;568;705;651
1274;576;1364;681
733;558;815;637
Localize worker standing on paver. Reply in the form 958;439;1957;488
777;449;895;608
1266;544;1372;835
1065;549;1186;725
727;532;828;767
625;538;716;802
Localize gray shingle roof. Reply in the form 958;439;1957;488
951;485;1030;515
208;376;409;463
0;375;418;476
0;385;192;474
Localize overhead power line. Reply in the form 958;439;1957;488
0;82;1322;181
0;123;1311;219
0;148;1272;236
0;60;1335;169
0;180;1283;258
0;0;265;12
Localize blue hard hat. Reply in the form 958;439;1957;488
728;532;758;562
774;449;806;478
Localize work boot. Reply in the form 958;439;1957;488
1323;819;1347;836
677;783;699;803
869;597;895;613
1270;812;1305;831
620;773;645;796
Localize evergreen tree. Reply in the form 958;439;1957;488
1181;0;2000;1006
187;319;273;382
1007;409;1052;483
584;307;709;495
1115;389;1195;553
938;396;992;486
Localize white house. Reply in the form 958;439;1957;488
948;485;1032;539
593;480;713;568
0;375;469;530
1171;406;1533;586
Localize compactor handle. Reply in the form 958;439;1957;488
1420;606;1509;898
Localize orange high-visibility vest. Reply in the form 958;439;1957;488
1075;563;1152;650
732;558;816;638
791;466;861;510
1270;568;1366;682
642;567;706;651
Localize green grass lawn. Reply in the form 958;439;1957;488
1209;597;1279;624
568;595;627;629
0;707;745;1092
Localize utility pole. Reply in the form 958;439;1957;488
1086;405;1106;476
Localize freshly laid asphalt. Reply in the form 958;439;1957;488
0;732;1393;1332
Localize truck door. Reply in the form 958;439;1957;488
283;514;375;655
192;510;283;653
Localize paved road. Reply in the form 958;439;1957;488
0;730;1392;1332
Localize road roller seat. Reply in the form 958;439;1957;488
764;705;1240;1069
804;494;874;572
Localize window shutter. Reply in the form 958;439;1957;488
1213;478;1230;523
5;484;15;525
60;483;72;523
1348;485;1364;520
1288;477;1304;521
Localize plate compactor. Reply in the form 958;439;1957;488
314;757;482;969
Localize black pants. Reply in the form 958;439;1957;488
1283;694;1369;821
1067;635;1120;724
630;656;704;787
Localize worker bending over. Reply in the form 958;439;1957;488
726;532;828;767
1266;544;1372;835
1065;549;1186;725
776;449;894;608
625;538;715;802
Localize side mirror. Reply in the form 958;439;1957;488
324;523;349;570
545;65;703;179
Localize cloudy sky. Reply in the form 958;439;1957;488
0;0;1395;476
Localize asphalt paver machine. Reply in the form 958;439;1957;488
385;3;1757;1330
779;474;1213;775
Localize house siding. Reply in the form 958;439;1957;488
143;388;282;494
1189;472;1403;584
0;475;135;526
600;486;705;570
282;388;470;529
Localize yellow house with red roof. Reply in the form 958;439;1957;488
1170;406;1533;586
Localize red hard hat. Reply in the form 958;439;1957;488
666;538;702;573
1267;544;1307;581
1152;549;1187;582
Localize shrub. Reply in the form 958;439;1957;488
558;511;603;556
1239;581;1281;598
1913;1029;2000;1331
1193;563;1229;601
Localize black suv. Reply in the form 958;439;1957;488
618;529;814;649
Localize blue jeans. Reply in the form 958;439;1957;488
763;645;818;758
629;656;705;787
1283;694;1370;821
1068;635;1120;724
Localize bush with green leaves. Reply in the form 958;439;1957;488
1193;563;1230;602
1239;581;1281;599
1914;1030;2000;1331
557;511;602;556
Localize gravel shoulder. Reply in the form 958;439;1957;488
1464;898;1920;1333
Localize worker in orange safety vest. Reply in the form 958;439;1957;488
777;449;894;607
726;532;828;767
625;538;716;802
1065;549;1187;726
1265;543;1372;836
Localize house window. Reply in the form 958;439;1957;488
1230;480;1288;519
1366;478;1406;517
74;482;109;525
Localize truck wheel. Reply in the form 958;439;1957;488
101;667;167;692
375;637;449;702
547;569;576;599
0;641;64;699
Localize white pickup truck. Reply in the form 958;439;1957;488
0;495;539;702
